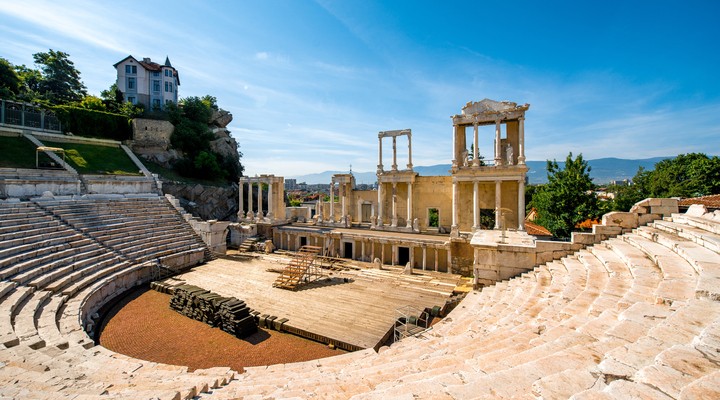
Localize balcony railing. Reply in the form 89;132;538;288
0;99;62;133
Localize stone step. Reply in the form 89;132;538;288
13;290;53;349
36;294;69;349
0;286;35;347
673;213;720;235
654;219;720;254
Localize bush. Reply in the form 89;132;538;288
53;105;132;140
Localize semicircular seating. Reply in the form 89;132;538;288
1;197;719;399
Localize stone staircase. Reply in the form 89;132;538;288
237;236;259;253
0;196;231;399
0;199;718;398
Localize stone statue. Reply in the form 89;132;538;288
505;143;514;165
374;257;383;270
413;218;419;232
403;262;413;275
265;240;275;254
461;149;469;167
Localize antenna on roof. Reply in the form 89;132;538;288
349;164;352;174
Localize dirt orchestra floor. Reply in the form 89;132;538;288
98;287;346;373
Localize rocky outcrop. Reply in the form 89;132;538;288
163;182;239;221
209;109;232;128
129;118;181;168
210;127;240;164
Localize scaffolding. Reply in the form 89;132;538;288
394;305;430;343
273;245;326;290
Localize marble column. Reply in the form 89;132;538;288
361;240;365;262
494;119;502;166
422;246;427;270
391;182;398;227
247;182;254;219
406;182;413;228
434;248;439;272
472;180;479;230
267;181;274;219
495;180;502;229
377;183;383;227
341;183;346;219
409;245;414;268
451;181;458;232
407;133;413;170
378;136;383;172
392;136;398;171
473;121;480;167
257;181;264;219
371;240;375;262
238;180;244;218
447;247;452;274
329;181;335;221
518;178;526;231
391;245;396;266
518;116;526;165
381;244;385;265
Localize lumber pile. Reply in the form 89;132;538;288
169;284;257;338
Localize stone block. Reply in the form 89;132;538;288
601;212;638;229
571;232;598;245
638;213;662;226
686;204;708;217
651;205;678;217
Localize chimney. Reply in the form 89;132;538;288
143;57;151;63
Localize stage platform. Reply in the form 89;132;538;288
168;254;463;351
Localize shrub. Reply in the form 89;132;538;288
53;105;132;140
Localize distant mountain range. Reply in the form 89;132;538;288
288;157;672;185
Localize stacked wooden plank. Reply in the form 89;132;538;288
169;284;256;338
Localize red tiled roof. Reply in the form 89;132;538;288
525;221;552;237
679;194;720;209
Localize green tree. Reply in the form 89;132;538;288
100;83;125;113
0;57;21;98
636;153;720;198
13;64;43;102
77;95;106;111
33;49;87;104
531;152;599;238
181;96;213;123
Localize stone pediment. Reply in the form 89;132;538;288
461;99;526;116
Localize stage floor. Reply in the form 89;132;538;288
170;254;462;350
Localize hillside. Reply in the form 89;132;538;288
288;157;673;185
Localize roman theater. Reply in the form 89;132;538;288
1;99;719;399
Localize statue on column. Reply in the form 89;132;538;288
505;143;514;165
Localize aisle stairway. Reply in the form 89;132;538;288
0;197;718;399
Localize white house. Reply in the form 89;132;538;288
113;55;180;111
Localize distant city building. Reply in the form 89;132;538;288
113;55;180;111
285;179;298;190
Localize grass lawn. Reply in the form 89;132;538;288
41;140;142;175
0;135;38;169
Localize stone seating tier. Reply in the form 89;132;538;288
1;200;720;398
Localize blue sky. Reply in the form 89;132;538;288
2;1;719;177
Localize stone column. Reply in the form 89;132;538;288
341;183;347;219
518;116;526;165
391;245;396;266
267;181;274;219
406;182;413;228
422;246;427;270
247;182;254;219
361;240;365;261
377;183;384;227
451;125;458;169
329;180;335;221
391;182;398;227
473;121;480;167
494;119;502;166
472;180;479;230
447;246;453;274
451;181;458;234
495;180;502;229
409;245;414;268
286;233;291;251
371;240;375;261
434;248;439;272
378;136;383;172
392;136;398;171
257;181;264;220
381;243;385;265
238;180;244;218
518;178;526;231
407;132;413;170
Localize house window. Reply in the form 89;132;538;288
165;82;173;92
153;80;160;92
164;69;172;77
125;65;137;74
127;77;136;90
428;208;439;228
152;99;161;110
153;71;160;77
128;96;136;104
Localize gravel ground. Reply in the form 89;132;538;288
98;287;346;372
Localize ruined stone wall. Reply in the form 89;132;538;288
163;182;238;221
413;176;452;231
